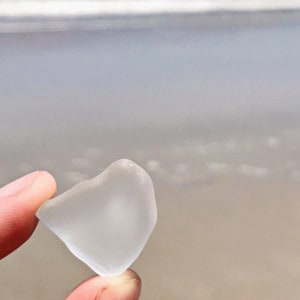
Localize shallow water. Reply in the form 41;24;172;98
1;19;300;187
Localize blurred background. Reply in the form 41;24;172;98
1;1;300;299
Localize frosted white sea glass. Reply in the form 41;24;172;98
36;159;157;276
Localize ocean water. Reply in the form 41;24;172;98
1;8;300;300
1;15;300;190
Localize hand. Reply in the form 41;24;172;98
0;171;141;300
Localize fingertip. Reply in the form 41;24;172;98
39;170;57;196
28;170;57;208
97;269;141;300
66;270;141;300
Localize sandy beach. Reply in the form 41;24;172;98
1;14;300;299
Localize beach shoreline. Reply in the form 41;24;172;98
1;15;300;299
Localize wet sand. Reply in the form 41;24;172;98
1;131;300;299
2;158;300;299
1;16;300;299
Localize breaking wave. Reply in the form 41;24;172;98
1;0;300;33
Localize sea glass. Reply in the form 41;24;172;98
36;159;157;276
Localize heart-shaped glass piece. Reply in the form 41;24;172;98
36;159;157;276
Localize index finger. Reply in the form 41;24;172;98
0;171;56;259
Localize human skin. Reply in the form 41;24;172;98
0;171;141;300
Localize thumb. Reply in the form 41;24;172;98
66;270;141;300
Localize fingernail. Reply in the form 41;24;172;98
0;171;40;198
96;277;140;300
